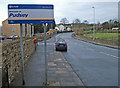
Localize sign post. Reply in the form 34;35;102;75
8;4;54;85
20;23;25;85
43;23;48;85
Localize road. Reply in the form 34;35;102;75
54;32;118;86
1;32;118;87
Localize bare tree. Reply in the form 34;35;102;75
60;17;69;24
82;20;89;29
73;18;81;28
73;18;81;24
83;20;89;24
97;21;100;30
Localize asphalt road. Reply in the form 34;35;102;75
55;32;118;86
1;32;118;87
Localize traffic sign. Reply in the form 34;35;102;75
8;4;54;24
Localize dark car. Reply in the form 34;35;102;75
55;39;67;51
0;35;6;40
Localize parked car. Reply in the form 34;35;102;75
0;35;6;40
55;39;67;51
9;35;18;39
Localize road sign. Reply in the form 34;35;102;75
8;4;54;85
8;4;54;24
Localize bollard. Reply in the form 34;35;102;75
5;64;9;88
34;38;37;51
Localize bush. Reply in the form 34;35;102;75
74;28;84;35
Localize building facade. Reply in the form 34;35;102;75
2;19;34;37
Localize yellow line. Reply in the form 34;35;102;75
8;19;54;20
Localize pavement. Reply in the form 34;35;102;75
10;42;45;86
47;51;84;86
9;35;84;87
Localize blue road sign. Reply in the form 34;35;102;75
8;4;54;24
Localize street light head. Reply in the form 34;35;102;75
92;6;95;8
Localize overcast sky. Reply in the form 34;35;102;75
0;0;119;25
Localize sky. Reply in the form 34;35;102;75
0;0;119;26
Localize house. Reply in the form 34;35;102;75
112;28;119;30
2;19;34;38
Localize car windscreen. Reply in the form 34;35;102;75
57;38;66;43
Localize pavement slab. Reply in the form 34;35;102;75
47;51;84;86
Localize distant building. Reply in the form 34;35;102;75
2;19;34;37
112;27;119;30
59;25;65;32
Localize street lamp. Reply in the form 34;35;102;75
92;6;95;40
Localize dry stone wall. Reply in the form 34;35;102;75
2;38;35;84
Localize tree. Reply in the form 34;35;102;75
82;20;89;29
60;17;69;24
83;20;89;24
114;21;118;27
109;19;113;29
33;20;56;34
72;18;81;28
73;18;81;24
33;24;43;33
96;21;101;30
102;22;109;29
53;20;56;29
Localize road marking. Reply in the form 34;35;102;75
100;52;118;59
38;42;54;45
109;54;119;58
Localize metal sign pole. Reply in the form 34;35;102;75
20;24;25;85
31;24;32;36
43;23;47;85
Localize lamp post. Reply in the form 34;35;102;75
92;6;95;40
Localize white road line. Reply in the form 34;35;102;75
110;54;119;58
100;52;118;59
38;42;54;45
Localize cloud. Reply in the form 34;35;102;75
0;0;119;25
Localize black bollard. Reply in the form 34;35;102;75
5;64;9;88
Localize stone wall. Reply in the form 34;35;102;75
2;38;35;85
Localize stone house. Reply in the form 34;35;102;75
2;19;34;37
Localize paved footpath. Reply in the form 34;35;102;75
47;51;84;86
9;40;85;87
